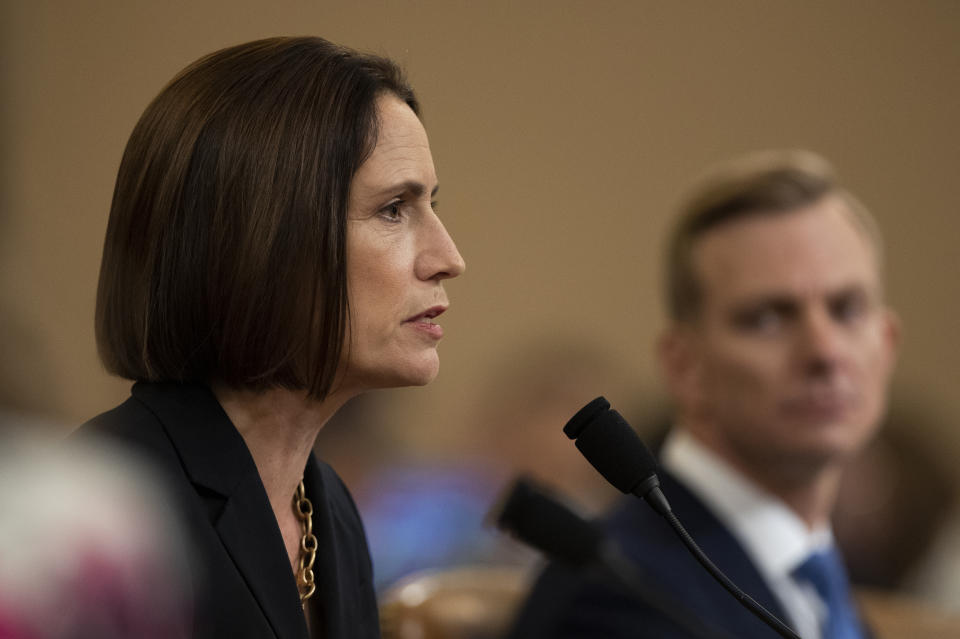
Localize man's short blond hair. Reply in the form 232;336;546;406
664;150;882;322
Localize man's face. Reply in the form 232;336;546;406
670;196;898;476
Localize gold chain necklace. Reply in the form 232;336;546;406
294;479;318;607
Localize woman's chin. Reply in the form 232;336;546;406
401;360;441;387
393;350;441;387
351;355;440;391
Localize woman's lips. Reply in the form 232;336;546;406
404;306;446;339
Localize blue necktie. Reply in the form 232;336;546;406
791;548;864;639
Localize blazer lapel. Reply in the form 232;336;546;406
132;382;308;639
302;455;380;639
215;476;307;639
304;455;354;638
659;470;791;629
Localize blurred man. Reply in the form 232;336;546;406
509;150;899;638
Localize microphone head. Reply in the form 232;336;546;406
491;476;603;566
565;400;659;496
563;396;610;439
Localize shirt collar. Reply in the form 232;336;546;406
661;428;833;578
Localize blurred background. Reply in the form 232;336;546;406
3;0;959;620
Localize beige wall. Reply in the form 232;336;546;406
2;2;959;466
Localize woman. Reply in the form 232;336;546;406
80;36;464;639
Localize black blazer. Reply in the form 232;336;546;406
508;469;793;638
76;382;379;639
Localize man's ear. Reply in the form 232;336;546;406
881;306;902;371
657;325;702;407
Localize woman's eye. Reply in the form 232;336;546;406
379;201;403;221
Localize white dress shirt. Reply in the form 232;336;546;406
661;429;835;639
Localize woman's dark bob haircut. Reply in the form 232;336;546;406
96;36;418;399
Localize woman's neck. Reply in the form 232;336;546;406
211;384;350;532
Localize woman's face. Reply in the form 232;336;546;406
341;95;465;392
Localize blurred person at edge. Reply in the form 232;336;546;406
75;37;464;639
510;150;899;639
0;437;191;639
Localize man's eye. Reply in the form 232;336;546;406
831;295;867;323
735;308;783;333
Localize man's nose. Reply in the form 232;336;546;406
798;308;845;376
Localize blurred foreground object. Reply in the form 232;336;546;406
0;435;191;639
377;562;960;639
378;568;960;639
379;565;529;639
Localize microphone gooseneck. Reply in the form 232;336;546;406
565;397;802;639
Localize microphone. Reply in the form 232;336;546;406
492;476;739;639
563;397;671;516
564;397;801;639
492;475;604;567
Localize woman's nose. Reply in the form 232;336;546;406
416;215;465;281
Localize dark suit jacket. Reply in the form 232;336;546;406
508;469;794;638
76;382;379;639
